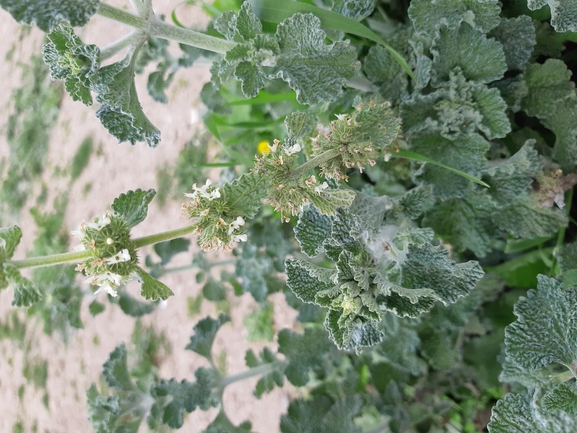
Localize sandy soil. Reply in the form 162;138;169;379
0;2;297;432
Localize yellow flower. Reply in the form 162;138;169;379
257;140;271;154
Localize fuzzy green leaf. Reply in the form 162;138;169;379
294;205;333;257
483;141;541;204
376;315;426;375
153;238;190;266
5;264;43;307
272;13;359;105
324;309;385;350
102;343;134;391
118;291;156;317
431;22;507;85
542;383;577;415
503;275;577;380
522;59;576;120
0;225;22;290
236;244;273;302
285;111;318;140
363;45;408;103
111;189;156;228
234;60;266;98
402;70;510;140
410;132;490;199
278;327;332;386
150;368;213;429
134;268;174;301
489;391;577;433
527;0;577;33
488;16;536;71
93;57;161;147
408;0;500;36
280;395;362;433
0;0;99;32
185;314;230;360
494;198;568;239
308;189;356;216
43;25;100;106
285;258;336;304
86;384;121;432
221;172;269;219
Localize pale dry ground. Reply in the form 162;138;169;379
0;2;298;432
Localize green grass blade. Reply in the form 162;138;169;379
390;149;490;188
247;0;416;82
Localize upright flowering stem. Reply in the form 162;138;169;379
7;225;199;270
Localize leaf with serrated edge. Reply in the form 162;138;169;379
286;259;336;304
294;205;332;257
431;22;506;85
43;24;100;106
502;275;577;378
0;0;100;32
102;343;134;391
221;172;269;219
408;0;500;36
5;264;43;307
527;0;577;33
185;314;230;360
111;189;156;228
271;13;359;105
135;267;174;301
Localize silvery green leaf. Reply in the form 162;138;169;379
527;0;577;33
502;275;577;377
408;0;500;36
43;24;100;106
278;327;332;386
489;391;577;433
185;314;230;360
111;189;156;228
0;225;22;290
271;13;359;105
294;205;332;257
284;112;317;140
134;268;174;301
5;263;43;307
285;258;337;304
234;60;266;98
102;343;134;391
307;189;355;216
542;383;577;415
0;0;99;32
363;45;408;103
494;197;568;239
522;59;575;120
93;56;161;147
488;16;536;71
431;22;506;85
324;308;384;350
220;172;269;219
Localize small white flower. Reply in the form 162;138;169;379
185;179;221;201
94;281;118;297
106;249;131;265
86;213;111;230
86;271;123;287
335;113;348;121
231;234;248;243
315;182;329;194
72;244;86;252
106;238;114;245
228;216;245;235
284;143;301;156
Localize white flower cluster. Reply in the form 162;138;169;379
228;216;247;243
71;212;133;297
185;179;221;201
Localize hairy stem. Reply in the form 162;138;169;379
132;224;198;248
97;3;146;28
8;225;199;269
218;362;285;388
162;259;235;275
150;16;236;54
8;250;92;269
99;30;144;61
128;0;152;18
290;149;340;179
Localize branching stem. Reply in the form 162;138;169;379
97;3;146;28
99;30;144;61
217;361;285;388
